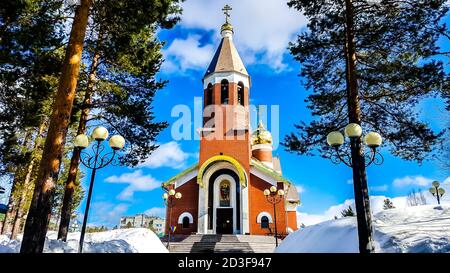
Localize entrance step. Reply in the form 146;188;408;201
161;234;280;253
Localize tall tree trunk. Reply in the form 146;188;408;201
1;130;32;235
11;121;46;240
344;0;374;253
20;0;92;253
1;202;19;235
58;40;101;241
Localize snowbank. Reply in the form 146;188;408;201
0;228;168;253
277;204;450;253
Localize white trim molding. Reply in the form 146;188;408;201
256;212;273;223
203;71;250;89
250;166;277;186
251;144;273;151
173;168;198;189
178;212;194;224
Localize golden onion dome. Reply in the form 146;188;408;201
221;22;234;33
251;121;273;145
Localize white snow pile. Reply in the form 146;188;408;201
0;228;168;253
277;204;450;253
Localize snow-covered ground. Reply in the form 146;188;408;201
0;228;168;253
277;204;450;253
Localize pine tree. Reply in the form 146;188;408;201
285;0;447;253
0;1;69;237
20;0;94;253
341;206;355;217
57;0;182;241
383;198;395;210
284;0;447;162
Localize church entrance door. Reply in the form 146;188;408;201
216;208;233;234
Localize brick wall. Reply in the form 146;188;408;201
165;178;199;235
248;174;287;235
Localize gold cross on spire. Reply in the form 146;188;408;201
222;4;232;24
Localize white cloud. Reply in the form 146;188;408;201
296;185;305;193
105;170;161;201
144;207;166;218
89;202;129;227
139;141;190;169
166;0;307;72
393;175;433;188
370;184;388;192
163;35;215;72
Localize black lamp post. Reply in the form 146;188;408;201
429;181;445;205
326;124;383;253
163;189;182;250
263;185;285;247
74;126;125;253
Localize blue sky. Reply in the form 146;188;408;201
71;0;449;227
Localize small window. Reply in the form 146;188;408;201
221;80;229;105
261;216;269;229
206;83;213;106
182;217;190;228
237;82;244;106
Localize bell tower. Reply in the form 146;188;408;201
199;5;251;170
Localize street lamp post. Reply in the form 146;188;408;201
74;126;125;253
163;189;182;250
326;123;383;253
70;221;80;233
429;181;445;205
263;185;285;247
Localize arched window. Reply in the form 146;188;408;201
178;212;194;226
206;83;213;106
221;79;229;105
261;216;269;229
182;217;190;228
237;82;245;106
257;212;272;228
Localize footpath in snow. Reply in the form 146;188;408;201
0;228;168;253
276;204;450;253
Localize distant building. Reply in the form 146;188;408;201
152;218;165;235
120;214;166;236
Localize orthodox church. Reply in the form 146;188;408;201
162;11;300;236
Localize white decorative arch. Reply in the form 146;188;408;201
256;212;273;223
178;212;194;224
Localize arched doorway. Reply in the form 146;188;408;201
207;170;240;234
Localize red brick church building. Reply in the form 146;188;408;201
162;17;300;236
